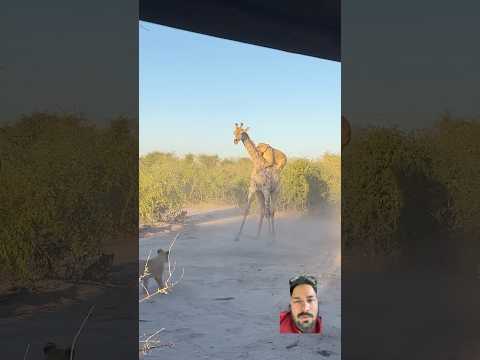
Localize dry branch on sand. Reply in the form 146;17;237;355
138;328;174;356
69;305;95;360
138;234;183;355
139;232;185;303
26;305;94;360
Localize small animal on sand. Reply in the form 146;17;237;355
139;249;170;294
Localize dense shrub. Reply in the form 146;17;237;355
0;113;136;286
139;153;341;223
315;153;341;204
342;127;409;256
342;116;480;258
277;159;328;211
420;117;480;240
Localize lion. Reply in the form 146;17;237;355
139;249;170;294
256;143;287;171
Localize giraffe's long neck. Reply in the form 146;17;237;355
241;133;267;169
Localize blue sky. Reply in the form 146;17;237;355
140;21;341;159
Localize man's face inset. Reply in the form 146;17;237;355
290;284;318;333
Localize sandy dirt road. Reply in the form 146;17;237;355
0;239;138;359
139;206;341;360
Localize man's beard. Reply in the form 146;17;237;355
293;312;315;332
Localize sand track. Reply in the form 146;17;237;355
140;207;341;360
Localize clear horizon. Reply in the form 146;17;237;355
140;22;341;158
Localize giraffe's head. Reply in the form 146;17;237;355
233;122;250;144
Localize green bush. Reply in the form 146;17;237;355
342;127;421;256
420;116;480;239
0;113;136;286
316;153;341;204
342;116;480;258
277;159;328;211
139;152;341;223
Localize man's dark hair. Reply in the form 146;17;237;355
289;274;318;295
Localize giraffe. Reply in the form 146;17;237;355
233;123;282;241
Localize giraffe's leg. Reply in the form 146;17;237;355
270;208;276;238
235;190;255;241
264;191;273;236
270;190;279;240
255;192;265;239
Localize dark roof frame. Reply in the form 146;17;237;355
140;0;340;62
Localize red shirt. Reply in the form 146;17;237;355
279;311;322;334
